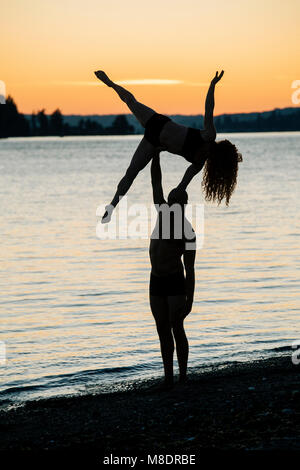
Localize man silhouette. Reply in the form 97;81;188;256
149;152;196;390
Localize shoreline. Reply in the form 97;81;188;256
1;354;299;462
0;347;291;407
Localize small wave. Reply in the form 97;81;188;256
265;345;293;353
0;362;156;398
78;290;137;297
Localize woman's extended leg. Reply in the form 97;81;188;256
95;70;156;127
102;138;159;222
95;70;164;222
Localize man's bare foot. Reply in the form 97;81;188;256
101;204;114;224
94;70;113;87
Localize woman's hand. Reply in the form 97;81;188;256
211;70;224;85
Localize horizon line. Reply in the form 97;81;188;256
21;105;299;117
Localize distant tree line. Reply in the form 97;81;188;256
0;96;134;138
1;95;300;138
214;110;300;133
0;96;29;137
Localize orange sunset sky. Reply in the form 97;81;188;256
1;0;300;115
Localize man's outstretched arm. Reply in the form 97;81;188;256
151;152;166;206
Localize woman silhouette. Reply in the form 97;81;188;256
94;70;242;222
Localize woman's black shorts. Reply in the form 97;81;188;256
144;113;171;147
144;113;205;164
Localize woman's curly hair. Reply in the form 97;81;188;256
202;139;243;206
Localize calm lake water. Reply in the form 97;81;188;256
0;132;299;406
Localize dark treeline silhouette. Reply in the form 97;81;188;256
0;96;29;137
0;96;134;138
1;95;300;138
214;109;300;132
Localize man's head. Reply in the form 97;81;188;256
167;188;188;207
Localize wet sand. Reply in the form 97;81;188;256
0;355;299;464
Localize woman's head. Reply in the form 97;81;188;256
202;139;243;206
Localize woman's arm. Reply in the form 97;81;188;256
175;162;203;192
151;152;166;206
203;70;224;140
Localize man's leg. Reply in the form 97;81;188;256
95;70;156;127
168;295;189;382
150;294;174;387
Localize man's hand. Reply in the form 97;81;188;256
152;151;160;162
211;70;224;85
151;148;165;165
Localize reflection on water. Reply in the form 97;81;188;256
0;133;299;403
